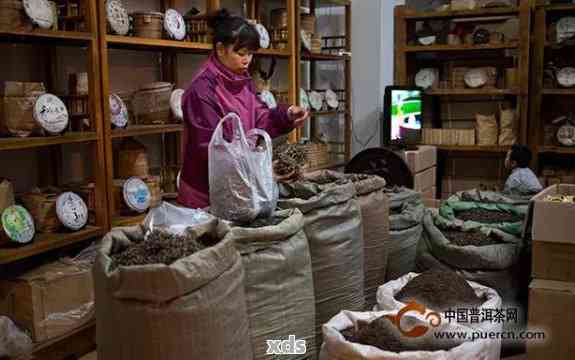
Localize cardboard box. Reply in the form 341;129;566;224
531;185;575;282
527;279;575;359
401;145;437;174
0;260;94;343
421;186;436;200
414;166;436;193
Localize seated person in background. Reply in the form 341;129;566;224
504;144;543;195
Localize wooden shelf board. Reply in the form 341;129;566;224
112;214;146;227
542;89;575;96
403;43;518;52
107;35;212;52
403;7;518;20
257;48;291;57
539;146;575;155
302;53;345;61
434;145;511;152
0;29;92;44
310;110;344;116
0;226;104;265
544;4;575;12
0;132;98;151
111;124;183;139
315;0;350;7
428;88;519;96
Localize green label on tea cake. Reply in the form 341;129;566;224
2;205;35;244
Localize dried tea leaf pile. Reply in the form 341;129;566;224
395;269;482;312
456;208;521;224
341;315;457;353
273;143;307;176
241;216;285;228
110;229;217;269
442;229;502;247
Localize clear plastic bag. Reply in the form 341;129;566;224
143;201;213;235
209;113;276;223
0;316;33;359
247;128;278;218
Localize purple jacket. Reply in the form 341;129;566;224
177;54;294;209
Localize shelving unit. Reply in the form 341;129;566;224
530;1;575;169
395;1;531;198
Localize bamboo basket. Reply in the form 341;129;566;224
132;12;164;39
270;8;287;29
117;138;149;179
21;189;61;233
133;82;173;125
185;15;212;43
303;143;331;170
270;28;288;50
422;129;475;146
0;0;30;31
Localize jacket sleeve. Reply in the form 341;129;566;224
254;95;294;138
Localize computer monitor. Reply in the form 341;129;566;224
382;86;423;147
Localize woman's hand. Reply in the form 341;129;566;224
288;106;309;129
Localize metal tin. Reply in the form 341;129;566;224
258;90;277;109
170;89;184;120
299;88;310;111
23;0;54;29
123;177;151;213
2;205;35;244
56;192;88;231
34;94;69;134
164;9;186;40
106;0;130;36
255;23;270;49
109;93;129;128
308;91;323;111
325;89;339;109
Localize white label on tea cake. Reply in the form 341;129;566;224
106;0;130;36
256;24;271;49
109;94;129;128
308;91;323;111
325;89;339;109
56;192;88;231
34;94;69;134
259;90;277;109
23;0;55;29
123;177;151;213
164;9;186;40
2;205;35;244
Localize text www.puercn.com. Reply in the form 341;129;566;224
434;331;546;341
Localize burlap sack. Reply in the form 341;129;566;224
231;209;315;360
499;108;517;145
0;82;45;137
278;173;364;352
93;220;253;360
476;113;498;146
344;174;389;310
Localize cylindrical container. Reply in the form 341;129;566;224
301;14;316;35
117;138;149;179
133;82;173;125
270;8;287;29
21;190;61;233
185;15;211;43
132;11;164;39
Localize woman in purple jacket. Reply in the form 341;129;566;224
178;9;308;209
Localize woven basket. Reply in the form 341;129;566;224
303;143;330;169
144;176;162;208
132;12;164;39
270;28;289;50
21;189;61;233
133;82;173;125
270;8;287;29
422;129;475;146
185;15;212;43
0;0;30;31
117;139;149;179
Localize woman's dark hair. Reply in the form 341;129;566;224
510;144;532;168
207;9;260;52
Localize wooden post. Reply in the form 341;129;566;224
207;0;220;12
394;6;407;85
518;0;531;147
530;4;545;172
345;3;352;160
288;0;299;143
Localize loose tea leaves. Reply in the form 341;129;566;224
341;315;457;353
442;229;502;247
241;216;285;228
110;229;217;269
456;208;521;224
273;143;307;176
395;269;482;312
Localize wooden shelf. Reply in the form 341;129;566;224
310;110;344;116
112;214;146;227
427;88;519;96
256;48;291;57
403;43;518;52
0;132;98;151
0;226;105;265
542;89;575;96
302;53;346;61
544;4;575;12
434;145;511;153
403;6;518;20
315;0;350;7
111;124;183;139
539;146;575;155
107;35;212;52
0;29;92;44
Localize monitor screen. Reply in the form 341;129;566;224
389;88;422;143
